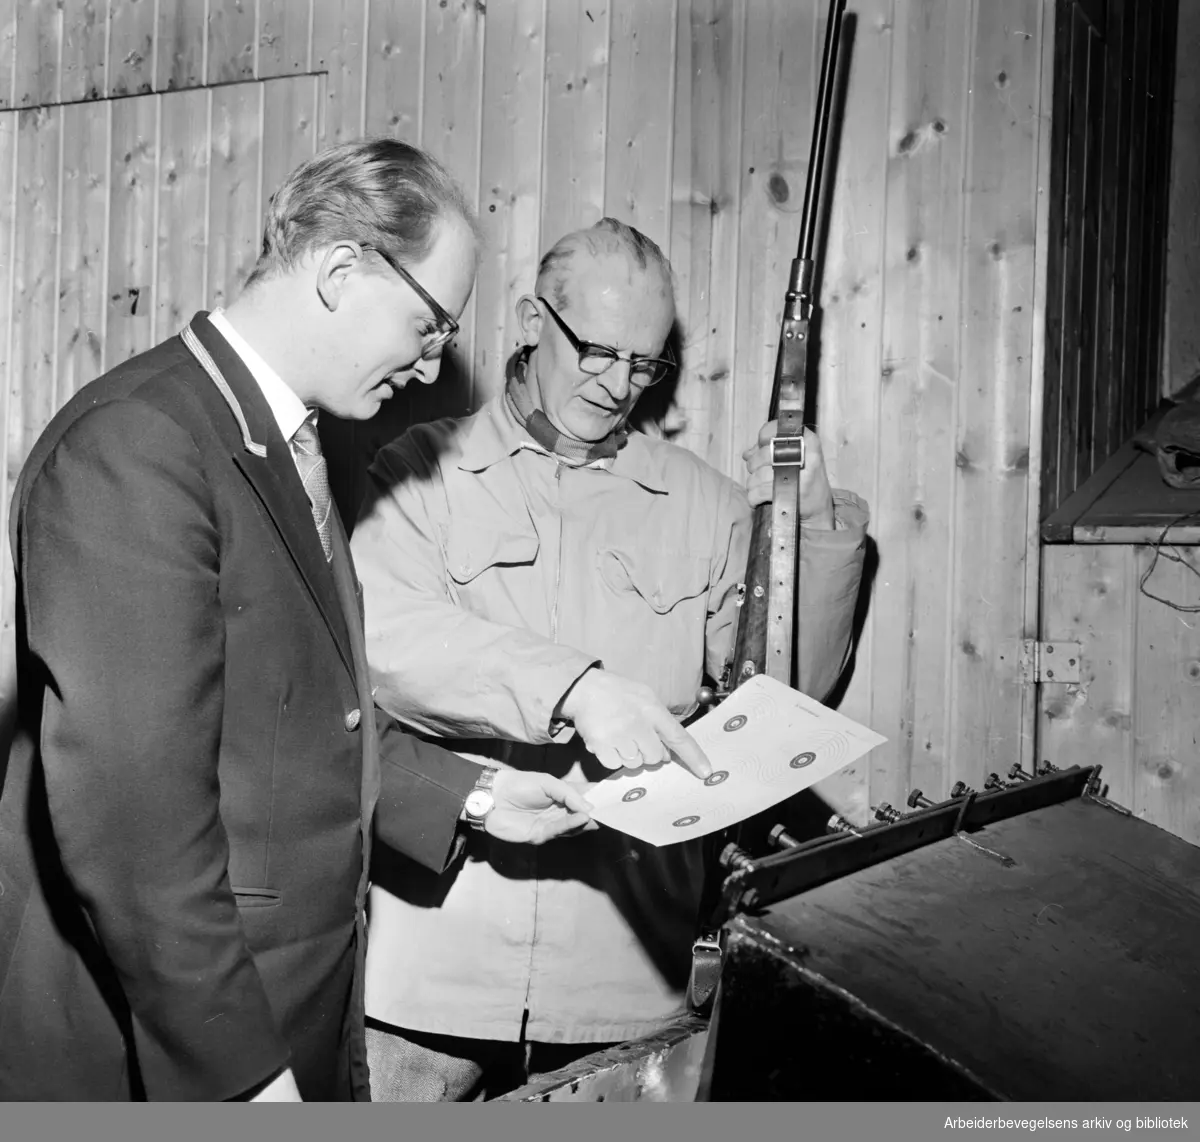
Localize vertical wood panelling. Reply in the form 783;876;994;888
540;1;610;251
947;0;1041;786
261;77;319;210
1121;0;1149;446
0;108;16;645
13;0;62;107
207;0;256;85
1093;0;1129;469
156;0;207;92
1166;0;1200;394
362;0;423;139
155;89;210;341
61;0;108;104
0;1;16;108
1041;0;1178;520
1132;546;1200;841
312;0;368;145
207;83;262;311
107;0;156;98
105;94;158;366
56;99;110;401
1073;18;1103;495
1039;544;1136;808
1051;7;1091;524
472;0;544;403
1142;0;1177;410
10;107;61;464
420;0;485;400
667;0;744;476
604;0;675;250
732;0;816;493
257;0;314;80
870;0;969;805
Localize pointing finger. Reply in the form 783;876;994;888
654;716;712;779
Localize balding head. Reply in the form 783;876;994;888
535;218;675;317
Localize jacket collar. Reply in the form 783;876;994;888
456;395;669;495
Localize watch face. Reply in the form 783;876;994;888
465;789;494;818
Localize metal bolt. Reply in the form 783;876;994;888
1007;763;1033;782
826;813;861;836
951;780;976;798
720;842;756;873
768;824;802;850
873;802;904;824
906;789;936;810
1038;760;1060;775
983;772;1006;792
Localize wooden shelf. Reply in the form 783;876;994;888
1043;406;1200;545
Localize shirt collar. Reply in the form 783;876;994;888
207;309;310;444
457;395;669;494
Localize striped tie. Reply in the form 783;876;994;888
290;412;333;561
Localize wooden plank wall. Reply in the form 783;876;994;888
0;0;1059;822
1040;0;1179;522
1166;0;1200;395
1040;544;1200;845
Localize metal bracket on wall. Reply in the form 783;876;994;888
1018;640;1081;684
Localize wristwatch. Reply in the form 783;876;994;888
462;766;499;832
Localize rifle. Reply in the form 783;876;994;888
688;0;850;1017
724;0;847;696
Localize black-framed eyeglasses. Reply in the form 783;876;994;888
361;244;459;359
537;296;675;387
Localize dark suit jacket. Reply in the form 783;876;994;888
0;313;479;1101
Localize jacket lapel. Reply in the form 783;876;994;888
181;313;357;684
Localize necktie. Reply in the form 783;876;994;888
291;412;334;561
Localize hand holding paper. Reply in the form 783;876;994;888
586;675;886;847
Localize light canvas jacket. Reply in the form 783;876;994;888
353;394;869;1043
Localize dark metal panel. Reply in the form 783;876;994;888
714;798;1200;1100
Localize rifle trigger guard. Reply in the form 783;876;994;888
770;434;806;469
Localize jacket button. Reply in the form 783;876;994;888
344;708;362;732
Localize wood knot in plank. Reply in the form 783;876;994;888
767;173;789;204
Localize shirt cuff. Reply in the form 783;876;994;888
546;658;604;743
802;489;869;546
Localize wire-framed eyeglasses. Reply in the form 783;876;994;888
361;244;459;359
537;296;675;387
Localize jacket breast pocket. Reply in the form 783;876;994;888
446;527;540;587
597;547;711;614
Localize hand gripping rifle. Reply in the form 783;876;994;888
688;0;849;1019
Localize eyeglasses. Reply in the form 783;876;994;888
361;244;459;359
537;297;675;387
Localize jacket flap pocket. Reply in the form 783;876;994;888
231;885;282;909
447;527;540;585
599;547;710;613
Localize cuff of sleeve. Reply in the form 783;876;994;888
542;655;603;744
802;489;869;546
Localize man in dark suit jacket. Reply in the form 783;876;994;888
0;139;592;1102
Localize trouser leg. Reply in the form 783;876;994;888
365;1019;520;1102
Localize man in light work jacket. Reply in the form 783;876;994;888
0;139;592;1103
353;217;870;1100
